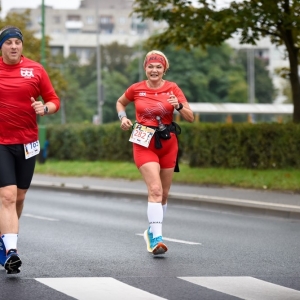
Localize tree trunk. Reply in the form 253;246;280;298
289;59;300;123
284;31;300;123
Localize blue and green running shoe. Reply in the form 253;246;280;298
143;227;153;253
144;229;168;255
150;235;168;255
0;237;6;266
4;249;22;274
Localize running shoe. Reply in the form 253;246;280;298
143;227;153;253
150;235;168;255
0;237;6;266
4;249;22;274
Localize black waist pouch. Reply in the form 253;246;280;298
153;122;181;149
157;127;171;140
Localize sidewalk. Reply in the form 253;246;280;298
31;174;300;219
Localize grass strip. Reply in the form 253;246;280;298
35;160;300;192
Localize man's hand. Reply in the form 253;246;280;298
31;97;45;116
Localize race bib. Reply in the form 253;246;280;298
24;140;40;159
129;123;155;148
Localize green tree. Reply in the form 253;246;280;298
133;0;300;122
42;43;136;124
161;44;248;103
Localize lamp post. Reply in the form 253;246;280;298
95;0;103;124
41;0;46;68
38;0;46;163
247;48;255;123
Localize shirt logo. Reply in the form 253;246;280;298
139;92;146;96
20;68;34;78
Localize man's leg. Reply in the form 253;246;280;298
0;185;22;273
16;188;27;219
0;185;19;234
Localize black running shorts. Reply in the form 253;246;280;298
0;144;36;189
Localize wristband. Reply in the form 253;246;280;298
44;105;49;114
176;103;183;111
118;111;127;120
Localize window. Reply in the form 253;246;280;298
119;17;126;24
67;15;81;21
98;15;114;33
67;28;81;33
86;16;94;24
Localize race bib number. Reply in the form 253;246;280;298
24;140;40;159
129;123;155;148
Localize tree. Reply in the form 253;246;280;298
161;44;248;103
133;0;300;122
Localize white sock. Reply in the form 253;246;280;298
149;203;168;233
147;202;163;238
162;204;167;218
2;234;18;252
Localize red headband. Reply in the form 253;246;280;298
144;54;166;69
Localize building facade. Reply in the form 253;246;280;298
9;0;162;64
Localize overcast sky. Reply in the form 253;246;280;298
1;0;233;18
0;0;81;18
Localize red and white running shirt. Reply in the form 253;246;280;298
125;80;187;127
0;55;60;144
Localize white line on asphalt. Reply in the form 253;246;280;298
179;276;300;300
23;213;59;221
136;234;201;245
36;277;167;300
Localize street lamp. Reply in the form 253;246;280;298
95;1;103;124
38;0;46;163
41;0;46;68
247;48;255;122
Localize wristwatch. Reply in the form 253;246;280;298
44;105;49;114
176;103;183;111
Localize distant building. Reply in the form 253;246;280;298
9;0;162;64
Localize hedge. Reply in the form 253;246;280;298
45;122;300;169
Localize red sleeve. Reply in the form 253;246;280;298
124;83;139;101
39;68;60;111
173;83;188;104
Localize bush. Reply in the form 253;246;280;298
45;122;300;169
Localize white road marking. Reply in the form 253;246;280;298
136;234;201;245
36;277;167;300
179;276;300;300
23;213;59;221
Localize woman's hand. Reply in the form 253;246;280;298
120;117;133;130
167;91;180;109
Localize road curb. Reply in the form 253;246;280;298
31;181;300;220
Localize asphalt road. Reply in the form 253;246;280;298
1;188;300;300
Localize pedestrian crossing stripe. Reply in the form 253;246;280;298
35;276;300;300
36;277;167;300
179;277;300;300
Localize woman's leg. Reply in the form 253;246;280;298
139;162;169;254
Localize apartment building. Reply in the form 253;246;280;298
9;0;162;64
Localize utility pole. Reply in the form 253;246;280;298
39;0;47;163
247;48;255;122
41;0;46;68
95;1;103;124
